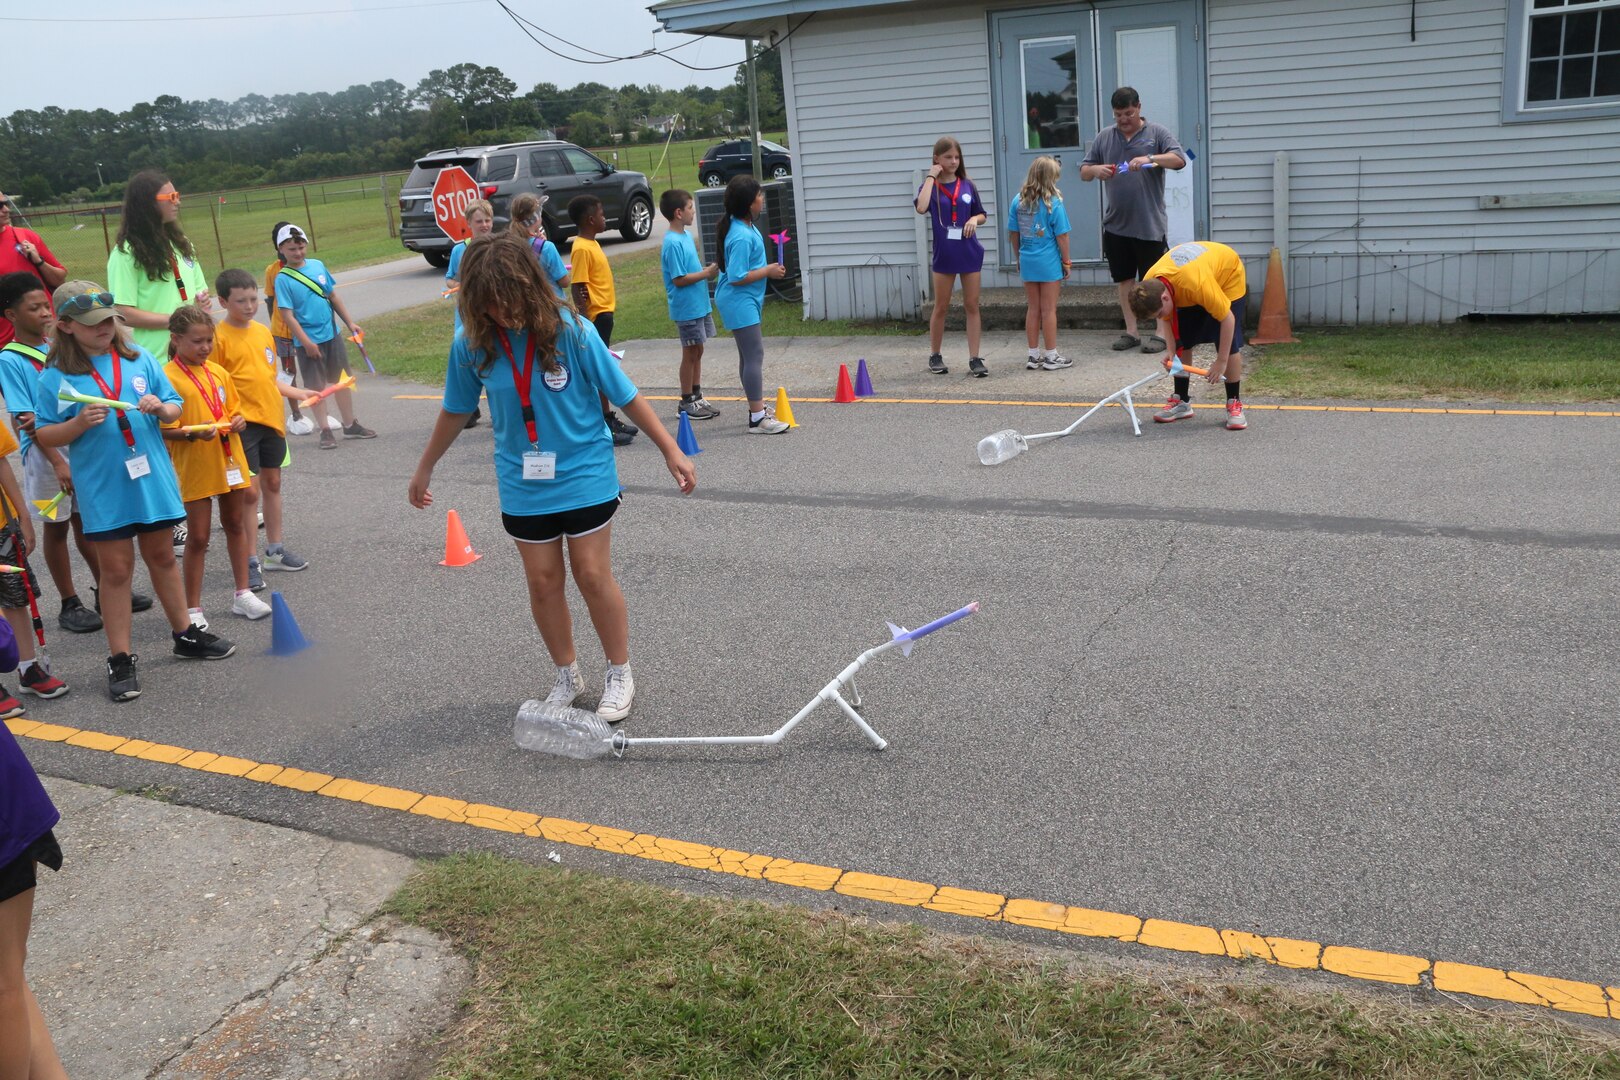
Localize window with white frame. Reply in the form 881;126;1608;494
1520;0;1620;109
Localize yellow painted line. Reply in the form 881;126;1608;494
12;715;1617;1022
389;392;1619;417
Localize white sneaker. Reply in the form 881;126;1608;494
187;608;209;631
324;414;344;432
1040;352;1073;370
287;416;316;436
231;591;273;620
748;414;791;434
597;664;635;723
545;662;583;708
1025;354;1043;370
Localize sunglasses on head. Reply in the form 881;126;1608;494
56;291;115;316
155;190;182;204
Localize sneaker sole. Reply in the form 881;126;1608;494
110;688;141;702
343;432;378;439
930;367;949;375
1153;413;1195;423
175;644;238;660
262;563;307;572
1226;421;1248;430
0;705;24;720
233;608;272;621
58;618;104;634
19;684;69;700
597;703;633;723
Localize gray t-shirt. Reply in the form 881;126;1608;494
1081;120;1185;242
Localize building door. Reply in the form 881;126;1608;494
991;10;1100;264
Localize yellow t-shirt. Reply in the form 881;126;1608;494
0;419;17;521
1146;241;1248;321
211;320;284;433
569;237;615;316
264;260;291;341
161;359;251;503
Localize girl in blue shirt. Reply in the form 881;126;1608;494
1009;156;1073;370
35;282;236;702
408;234;695;724
713;177;790;434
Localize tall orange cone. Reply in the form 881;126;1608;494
833;364;857;403
439;510;481;567
1250;246;1299;345
773;386;798;427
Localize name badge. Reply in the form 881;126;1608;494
125;454;151;480
225;467;244;486
522;451;556;481
276;371;294;386
946;227;963;241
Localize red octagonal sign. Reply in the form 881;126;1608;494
431;165;479;242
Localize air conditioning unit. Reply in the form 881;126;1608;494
693;180;799;286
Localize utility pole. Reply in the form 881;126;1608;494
746;39;763;182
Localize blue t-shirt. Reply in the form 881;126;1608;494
714;218;767;331
660;230;712;323
275;258;339;345
0;342;48;460
447;242;468;337
443;314;638;517
1010;195;1072;283
35;349;185;534
531;238;569;301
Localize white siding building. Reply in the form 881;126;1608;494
654;0;1620;324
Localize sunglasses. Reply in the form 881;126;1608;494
155;190;182;204
56;291;115;316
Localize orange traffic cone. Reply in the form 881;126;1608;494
1250;247;1299;345
439;510;481;567
833;364;857;403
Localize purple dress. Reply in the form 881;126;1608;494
0;616;58;873
920;177;985;276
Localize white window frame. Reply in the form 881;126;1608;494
1503;0;1620;122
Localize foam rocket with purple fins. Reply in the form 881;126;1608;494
886;601;979;657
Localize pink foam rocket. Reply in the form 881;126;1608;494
768;231;791;266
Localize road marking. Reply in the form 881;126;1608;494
388;393;1619;417
14;718;1616;1019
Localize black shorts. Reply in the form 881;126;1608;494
1175;295;1249;354
294;334;351;392
0;830;62;904
238;422;287;473
502;496;620;544
83;516;186;543
1103;231;1169;284
0;522;39;610
592;312;614;348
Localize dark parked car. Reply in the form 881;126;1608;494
697;139;793;188
399;140;655;266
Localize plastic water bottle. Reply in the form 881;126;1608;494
977;429;1027;466
514;700;614;759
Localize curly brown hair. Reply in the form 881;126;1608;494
114;170;198;283
166;304;215;359
1128;279;1167;320
457;233;567;376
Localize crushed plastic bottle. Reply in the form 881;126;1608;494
514;700;615;759
977;429;1028;466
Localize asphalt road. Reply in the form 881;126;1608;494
17;362;1619;1000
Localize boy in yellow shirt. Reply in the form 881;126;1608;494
211;270;316;587
568;195;637;446
1129;240;1250;430
159;305;268;625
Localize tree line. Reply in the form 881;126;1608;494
0;54;786;206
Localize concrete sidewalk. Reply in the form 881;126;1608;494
26;779;466;1079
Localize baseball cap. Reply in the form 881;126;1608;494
274;224;308;247
53;280;122;325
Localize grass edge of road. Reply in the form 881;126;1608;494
390;853;1620;1080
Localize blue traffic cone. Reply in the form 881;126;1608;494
854;358;875;397
267;591;311;656
676;410;702;455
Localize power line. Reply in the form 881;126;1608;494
497;1;813;73
13;0;483;22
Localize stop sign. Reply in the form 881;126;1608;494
431;165;480;242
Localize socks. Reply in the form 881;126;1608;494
1028;348;1041;359
235;589;252;599
1226;380;1241;401
749;409;766;423
18;658;36;677
267;543;283;556
681;393;694;403
1174;376;1190;401
692;384;702;398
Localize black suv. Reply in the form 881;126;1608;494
697;139;793;188
399;141;655;266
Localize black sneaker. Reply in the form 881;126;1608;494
968;357;989;378
605;412;639;438
928;353;948;375
343;419;377;439
173;626;237;661
611;428;634;447
464;407;482;429
59;596;103;633
93;587;155;615
107;652;140;702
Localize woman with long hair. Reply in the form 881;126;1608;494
713;175;789;433
106;171;210;358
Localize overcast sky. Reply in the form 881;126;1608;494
10;0;742;114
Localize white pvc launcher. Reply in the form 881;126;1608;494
515;603;981;760
977;364;1170;464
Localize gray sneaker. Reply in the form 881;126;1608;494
1040;353;1073;370
545;662;583;707
1153;395;1196;423
263;549;308;573
246;556;266;593
680;397;719;420
748;412;791;434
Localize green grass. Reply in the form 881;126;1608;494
586;132;789;195
364;246;916;385
22;173;412;282
390;854;1620;1080
1248;322;1620;403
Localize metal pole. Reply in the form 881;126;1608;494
100;208;112;256
379;173;395;238
300;185;318;252
747;39;763;182
210;201;226;269
1273;151;1290;266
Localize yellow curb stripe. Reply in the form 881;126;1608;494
11;716;1615;1021
389;391;1618;416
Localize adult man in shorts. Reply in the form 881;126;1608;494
1080;87;1187;355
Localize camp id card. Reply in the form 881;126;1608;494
522;451;556;481
125;454;151;480
225;466;244;487
946;227;963;240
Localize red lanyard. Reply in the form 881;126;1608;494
1160;278;1181;347
497;328;540;446
936;178;962;225
86;356;137;450
170;256;189;301
175;361;233;464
